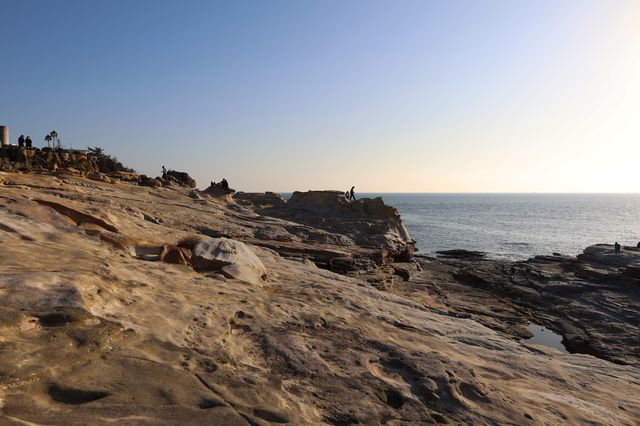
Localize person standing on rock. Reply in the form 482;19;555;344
18;135;25;147
614;242;621;255
25;136;33;149
349;186;356;201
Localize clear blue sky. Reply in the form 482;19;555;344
2;0;639;191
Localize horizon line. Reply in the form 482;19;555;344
234;190;640;195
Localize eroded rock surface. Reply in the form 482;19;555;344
192;237;267;285
0;173;638;425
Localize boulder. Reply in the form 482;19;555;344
192;237;267;285
166;170;196;188
138;175;162;188
203;181;235;197
115;171;139;182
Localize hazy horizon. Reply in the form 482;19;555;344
2;0;639;192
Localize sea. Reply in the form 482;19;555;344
359;193;640;260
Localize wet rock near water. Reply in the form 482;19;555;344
419;244;640;366
436;249;486;260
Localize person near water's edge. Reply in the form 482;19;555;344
614;242;621;255
349;186;356;201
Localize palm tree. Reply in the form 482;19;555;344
44;130;60;149
88;146;104;156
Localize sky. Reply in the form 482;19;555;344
1;0;639;192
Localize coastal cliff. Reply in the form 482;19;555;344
0;172;638;424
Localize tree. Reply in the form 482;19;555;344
88;146;104;156
44;130;60;149
86;146;135;173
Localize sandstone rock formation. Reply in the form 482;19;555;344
165;170;197;188
192;237;267;285
248;190;415;263
0;173;638;424
234;191;286;208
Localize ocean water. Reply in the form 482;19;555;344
361;193;640;260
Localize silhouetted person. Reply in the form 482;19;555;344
345;190;350;199
18;135;25;148
25;136;32;149
349;186;356;201
614;242;621;255
162;166;167;180
221;178;229;191
637;241;640;249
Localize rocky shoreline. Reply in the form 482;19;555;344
0;172;638;424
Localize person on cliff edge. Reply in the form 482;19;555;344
25;136;32;149
614;242;621;255
18;135;25;147
349;186;356;201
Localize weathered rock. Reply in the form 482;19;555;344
165;170;196;188
578;244;640;267
114;171;139;182
234;191;286;207
1;173;640;425
33;198;118;232
436;249;486;260
286;190;398;219
87;172;118;184
426;244;640;366
138;174;162;188
192;237;267;284
328;256;376;273
263;190;414;261
203;181;234;197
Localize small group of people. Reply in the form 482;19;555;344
613;241;640;255
345;185;356;201
210;178;229;191
17;135;33;149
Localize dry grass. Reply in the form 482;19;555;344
176;234;202;249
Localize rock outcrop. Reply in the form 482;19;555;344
578;243;640;267
234;191;286;208
165;170;197;188
423;244;640;366
192;237;267;285
258;190;415;262
0;173;638;425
